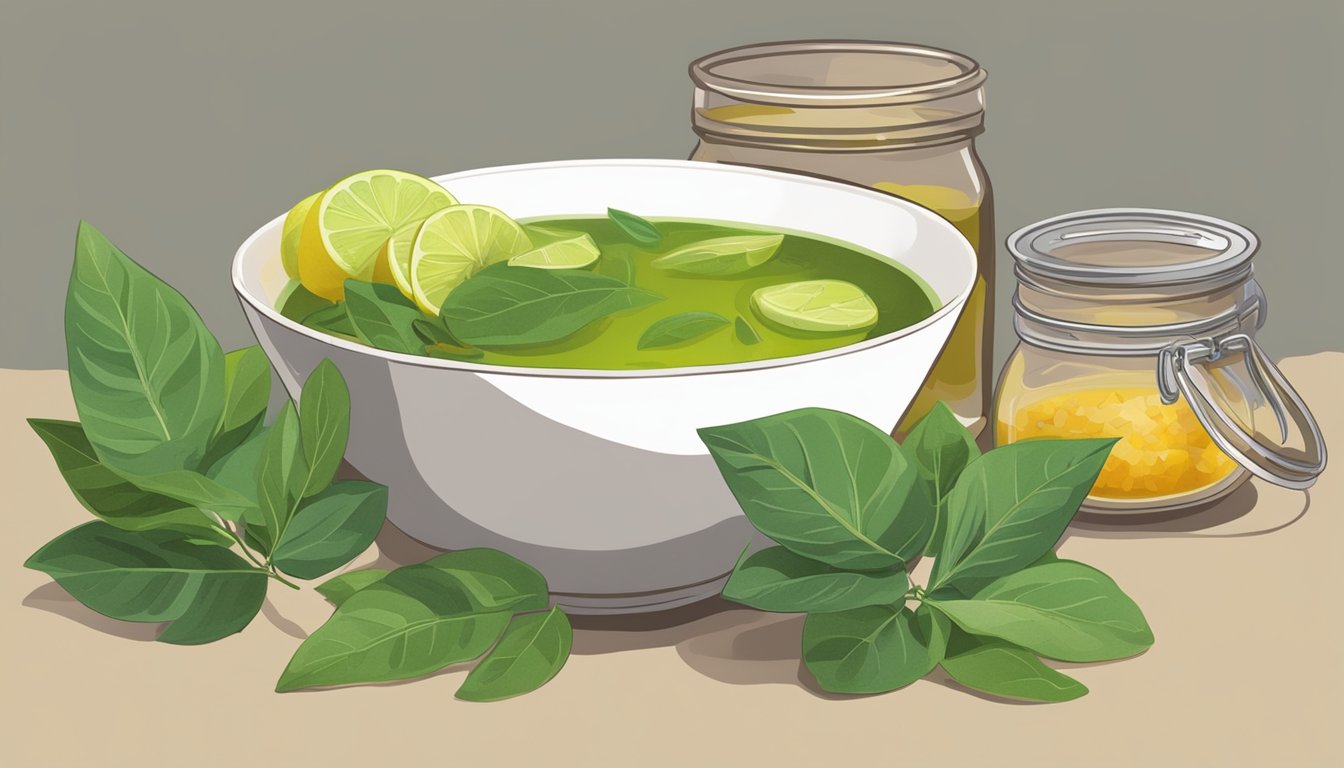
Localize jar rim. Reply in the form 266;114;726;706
1007;208;1257;288
689;40;987;107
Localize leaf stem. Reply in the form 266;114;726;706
267;570;302;590
220;522;299;589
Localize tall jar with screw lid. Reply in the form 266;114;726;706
689;40;994;439
996;209;1326;514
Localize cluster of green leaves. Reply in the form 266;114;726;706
283;209;784;356
24;222;387;644
702;403;1154;702
282;549;572;701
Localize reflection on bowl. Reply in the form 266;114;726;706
233;159;976;614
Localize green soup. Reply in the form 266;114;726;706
279;216;938;370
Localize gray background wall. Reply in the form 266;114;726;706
3;0;1339;369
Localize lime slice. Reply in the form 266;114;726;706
752;280;879;332
298;169;456;301
380;197;458;299
651;234;783;275
509;229;600;270
409;205;532;315
281;190;321;279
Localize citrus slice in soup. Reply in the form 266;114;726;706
410;205;533;315
509;228;601;270
651;234;783;275
752;279;879;332
380;197;459;300
298;169;456;301
281;190;321;279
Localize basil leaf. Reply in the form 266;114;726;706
650;234;782;275
343;281;425;355
926;560;1154;662
600;250;636;284
699;408;933;570
411;317;462;347
636;311;729;350
456;607;572;702
940;631;1088;702
297;359;350;497
301;304;357;338
275;564;513;691
802;603;949;694
271;481;387;579
734;316;761;345
277;282;335;325
204;425;270;505
439;264;662;347
418;549;550;613
65;221;225;475
202;346;271;467
28;419;229;544
24;521;266;644
606;208;662;245
930;438;1116;595
722;546;909;613
316;568;390;606
906;401;978;552
251;402;306;554
116;468;256;522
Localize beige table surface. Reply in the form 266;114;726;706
4;355;1341;767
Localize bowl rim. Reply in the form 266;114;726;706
232;158;976;380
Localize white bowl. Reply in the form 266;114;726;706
233;160;976;614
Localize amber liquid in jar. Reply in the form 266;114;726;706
690;42;994;439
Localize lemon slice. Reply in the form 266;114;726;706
298;169;456;301
508;228;600;270
409;205;532;314
752;280;879;332
281;190;321;279
379;197;458;299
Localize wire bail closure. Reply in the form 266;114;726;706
1157;333;1327;489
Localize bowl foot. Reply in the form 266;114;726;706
551;574;730;616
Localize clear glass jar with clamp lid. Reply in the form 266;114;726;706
996;209;1326;514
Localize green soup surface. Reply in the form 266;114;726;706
279;216;938;370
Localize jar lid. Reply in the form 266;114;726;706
1007;208;1327;491
690;40;986;107
1007;208;1257;287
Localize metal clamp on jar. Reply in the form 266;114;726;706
997;208;1327;514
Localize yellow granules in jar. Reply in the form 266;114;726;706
998;388;1238;499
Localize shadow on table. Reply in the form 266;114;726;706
22;581;164;642
1060;483;1312;543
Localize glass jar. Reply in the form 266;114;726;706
688;41;994;440
997;209;1327;514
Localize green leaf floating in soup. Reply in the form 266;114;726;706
280;215;939;369
637;311;730;350
651;234;783;275
439;264;663;347
751;279;879;333
606;207;663;245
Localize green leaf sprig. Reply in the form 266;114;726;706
284;550;572;701
25;222;387;643
702;402;1150;702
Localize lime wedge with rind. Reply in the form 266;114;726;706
298;169;456;301
410;205;533;315
509;232;601;270
752;280;879;332
382;196;457;299
281;190;321;279
652;234;783;276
